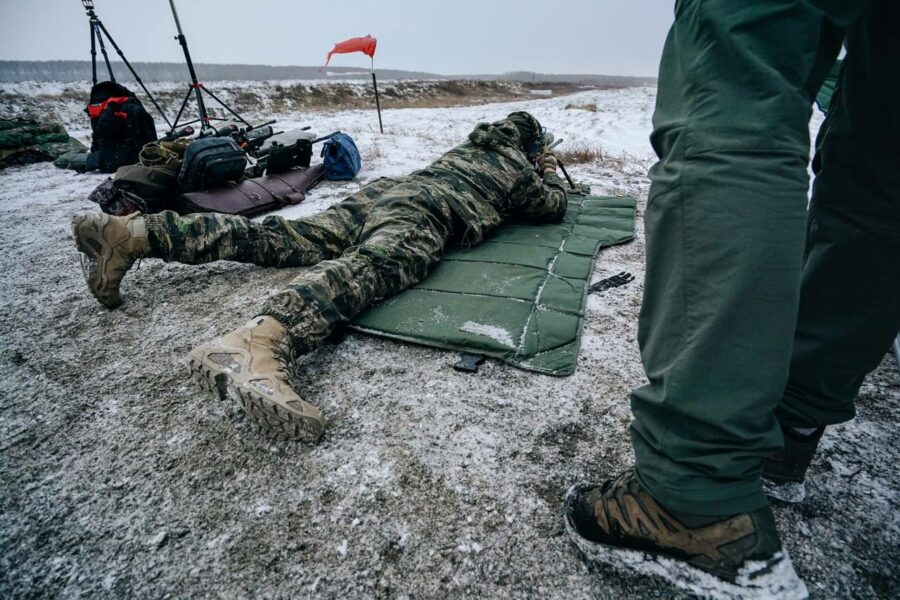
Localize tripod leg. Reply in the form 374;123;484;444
200;87;251;127
167;0;255;133
90;21;98;85
192;84;211;131
97;21;173;129
94;24;116;83
171;86;194;131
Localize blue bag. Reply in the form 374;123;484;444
320;132;361;180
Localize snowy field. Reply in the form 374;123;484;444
1;85;898;599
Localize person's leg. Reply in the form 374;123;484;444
261;179;456;354
72;177;401;308
628;0;845;519
144;177;401;267
766;0;900;489
189;179;456;441
565;1;861;596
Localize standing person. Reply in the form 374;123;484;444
565;1;898;598
73;111;565;445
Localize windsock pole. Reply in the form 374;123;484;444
372;57;384;134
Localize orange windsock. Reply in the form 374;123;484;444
325;35;378;66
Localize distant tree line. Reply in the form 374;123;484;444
0;61;656;86
0;61;438;83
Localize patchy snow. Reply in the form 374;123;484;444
0;83;897;600
458;321;516;349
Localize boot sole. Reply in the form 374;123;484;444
187;350;324;444
72;213;122;309
563;483;809;600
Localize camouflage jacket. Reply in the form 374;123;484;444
410;111;567;246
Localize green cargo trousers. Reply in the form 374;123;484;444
631;0;899;516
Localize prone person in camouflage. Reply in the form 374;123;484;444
72;111;566;443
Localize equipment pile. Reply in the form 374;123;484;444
0;119;86;170
50;0;365;219
89;126;361;217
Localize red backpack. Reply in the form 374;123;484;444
86;81;157;173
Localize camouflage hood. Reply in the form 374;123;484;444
467;111;543;153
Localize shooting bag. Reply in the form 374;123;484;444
115;164;179;204
178;137;247;192
177;163;325;217
88;163;180;216
321;132;361;180
87;81;158;173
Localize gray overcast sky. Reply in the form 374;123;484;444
0;0;672;76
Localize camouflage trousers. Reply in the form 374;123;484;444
144;176;457;353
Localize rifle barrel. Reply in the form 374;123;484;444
557;157;576;189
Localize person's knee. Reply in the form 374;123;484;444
364;192;450;237
371;191;428;215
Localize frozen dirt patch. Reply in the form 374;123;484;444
0;86;898;599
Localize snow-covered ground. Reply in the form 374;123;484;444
1;85;897;599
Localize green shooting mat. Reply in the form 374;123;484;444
350;193;636;376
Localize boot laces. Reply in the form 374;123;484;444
602;469;636;498
273;339;296;370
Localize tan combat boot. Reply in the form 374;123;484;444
187;316;325;444
72;212;149;308
564;469;808;600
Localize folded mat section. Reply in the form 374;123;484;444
350;193;637;376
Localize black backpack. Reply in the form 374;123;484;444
86;81;157;173
178;137;248;192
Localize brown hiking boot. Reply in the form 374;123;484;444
187;316;324;444
762;427;825;504
72;211;149;308
564;470;808;600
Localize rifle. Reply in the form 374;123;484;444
555;150;576;189
246;138;309;178
158;121;277;156
247;131;339;178
158;125;194;142
529;132;576;189
214;120;277;156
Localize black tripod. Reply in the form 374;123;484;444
82;0;172;129
167;0;254;135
